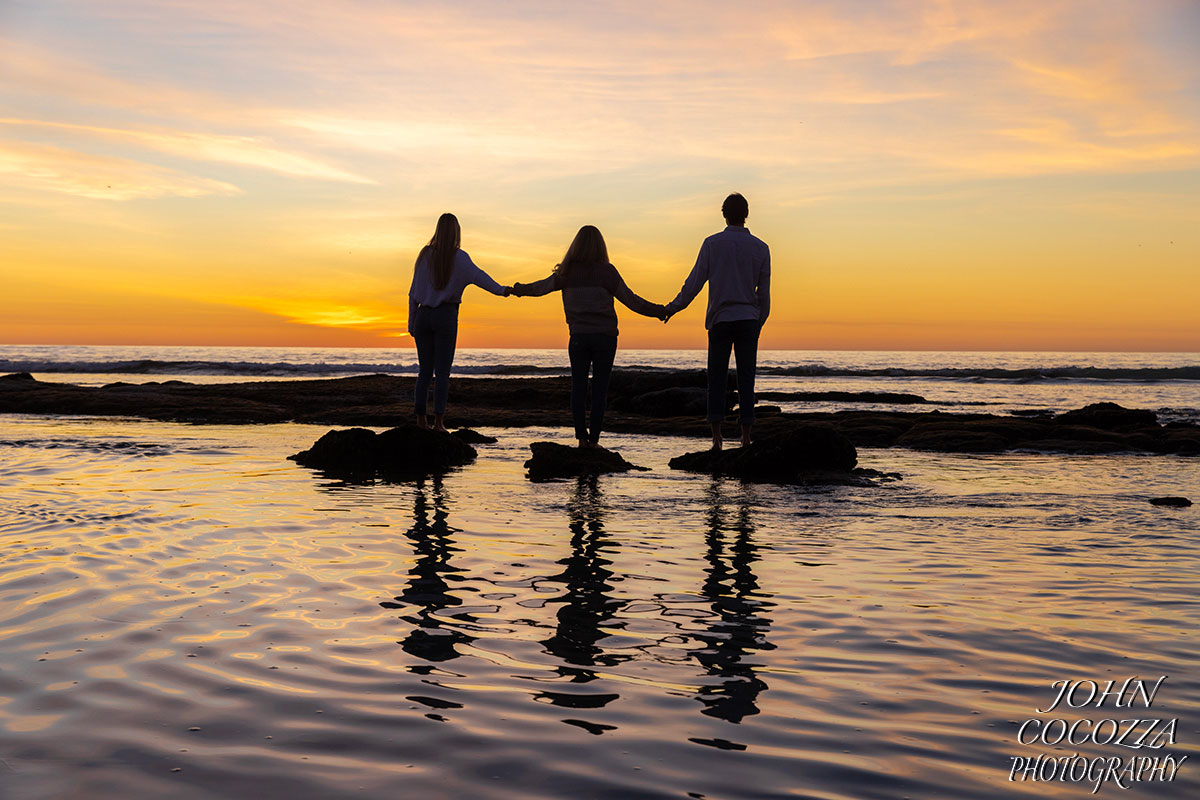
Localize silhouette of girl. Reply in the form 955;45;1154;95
408;213;511;431
512;225;665;447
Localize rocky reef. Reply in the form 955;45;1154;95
3;373;1196;457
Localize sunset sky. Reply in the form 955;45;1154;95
2;0;1198;350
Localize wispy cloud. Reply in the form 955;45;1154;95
0;139;240;200
0;118;374;184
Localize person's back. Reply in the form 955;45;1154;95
663;193;770;449
525;261;659;337
510;225;665;447
696;227;770;329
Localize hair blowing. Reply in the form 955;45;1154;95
418;213;462;291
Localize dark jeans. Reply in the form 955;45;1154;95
568;333;618;443
412;303;459;415
707;319;760;424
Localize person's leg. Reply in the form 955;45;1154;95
707;323;735;450
568;335;590;445
431;305;459;431
412;307;434;427
588;335;618;446
732;319;761;445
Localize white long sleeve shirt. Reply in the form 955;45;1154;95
665;226;770;329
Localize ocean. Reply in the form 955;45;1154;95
1;346;1197;798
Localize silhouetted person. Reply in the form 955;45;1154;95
531;477;630;729
512;225;666;448
380;477;475;663
664;194;770;449
409;213;512;431
539;475;628;675
693;478;775;723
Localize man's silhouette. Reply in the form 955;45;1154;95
665;193;770;449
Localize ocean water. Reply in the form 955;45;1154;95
1;349;1198;798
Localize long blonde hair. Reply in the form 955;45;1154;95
554;225;609;279
417;213;461;290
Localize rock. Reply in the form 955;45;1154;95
757;390;929;405
669;424;859;484
0;372;35;381
1056;403;1158;430
451;428;498;444
289;425;476;478
1149;496;1192;507
524;441;648;481
624;387;710;417
894;425;1008;453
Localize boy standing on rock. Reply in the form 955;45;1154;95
663;193;771;450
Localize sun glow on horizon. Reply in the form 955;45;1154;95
1;0;1198;350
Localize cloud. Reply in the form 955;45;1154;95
0;118;374;184
0;139;240;200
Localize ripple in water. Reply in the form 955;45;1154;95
0;417;1197;799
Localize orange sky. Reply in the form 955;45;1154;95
2;0;1198;350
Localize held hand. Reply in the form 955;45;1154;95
503;286;513;297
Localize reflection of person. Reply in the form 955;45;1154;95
693;478;775;723
380;477;473;664
663;194;770;450
540;475;627;673
408;213;512;432
512;225;666;448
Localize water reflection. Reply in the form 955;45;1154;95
380;476;475;663
536;475;629;715
693;478;776;724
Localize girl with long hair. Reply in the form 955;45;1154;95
408;213;511;431
512;225;666;448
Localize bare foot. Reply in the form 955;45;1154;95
416;414;429;429
433;424;448;433
711;438;724;451
577;438;589;449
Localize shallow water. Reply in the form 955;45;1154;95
0;415;1197;799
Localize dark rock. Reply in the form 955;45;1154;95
289;425;476;478
758;390;929;404
1149;496;1192;507
895;425;1008;453
0;372;35;381
669;424;858;484
2;372;1195;459
624;387;709;417
1056;403;1158;430
451;428;498;444
524;441;648;481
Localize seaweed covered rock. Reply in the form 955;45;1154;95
669;424;859;484
289;425;476;478
524;441;648;481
